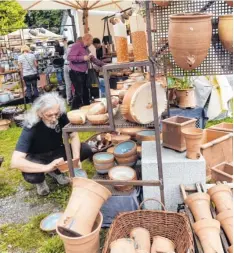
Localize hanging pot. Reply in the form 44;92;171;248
153;0;170;7
218;14;233;52
130;227;151;253
151;236;175;253
168;13;212;70
110;238;135;253
207;184;233;213
226;1;233;7
176;88;196;109
193;219;224;253
185;193;212;221
216;210;233;244
181;128;203;160
57;178;111;236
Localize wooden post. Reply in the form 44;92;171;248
83;9;89;34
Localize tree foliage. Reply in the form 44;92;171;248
0;0;26;35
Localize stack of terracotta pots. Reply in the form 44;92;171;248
56;178;111;253
93;152;115;174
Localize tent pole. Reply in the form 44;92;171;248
68;10;78;41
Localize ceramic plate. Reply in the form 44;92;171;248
40;212;63;232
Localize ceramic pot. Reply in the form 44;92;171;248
0;119;11;131
151;236;175;253
136;130;156;143
57;158;79;173
226;1;233;7
57;178;111;236
113;140;137;158
111;134;131;145
153;0;170;7
193;219;224;253
88;102;106;115
176;88;196;109
216;210;233;244
107;146;115;154
228;245;233;253
93;152;114;164
115;154;138;166
87;113;109;125
169;13;212;70
94;161;115;174
185;193;212;221
67;110;86;125
211;162;233;183
119;128;143;138
110;238;135;253
207;184;233;213
130;227;150;253
181;127;203;160
219;14;233;52
57;212;103;253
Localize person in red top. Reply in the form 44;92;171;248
68;34;104;109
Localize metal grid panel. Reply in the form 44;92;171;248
152;0;233;76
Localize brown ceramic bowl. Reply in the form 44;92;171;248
115;154;138;166
57;158;79;173
67;110;86;125
87;113;109;125
107;146;115;154
93;152;114;164
120;128;144;138
94;161;115;174
113;140;137;158
111;134;131;145
136;130;156;143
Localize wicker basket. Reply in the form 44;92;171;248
102;199;195;253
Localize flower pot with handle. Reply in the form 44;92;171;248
57;178;111;236
219;14;233;52
151;236;175;253
176;88;196;109
216;209;233;244
130;227;150;253
168;13;212;70
193;219;224;253
207;184;233;213
181;127;203;160
185;193;212;221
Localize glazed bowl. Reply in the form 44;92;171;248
87;113;109;125
108;166;137;191
113;140;137;158
57;158;79;173
67;110;86;125
115;154;138;167
93;152;114;164
136;130;156;143
120;128;144;138
94;161;115;174
111;134;131;145
40;212;63;233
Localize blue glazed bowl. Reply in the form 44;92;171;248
114;141;137;158
40;212;63;232
93;152;114;164
136;130;155;143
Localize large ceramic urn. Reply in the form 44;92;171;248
218;14;233;52
121;80;166;124
168;13;212;70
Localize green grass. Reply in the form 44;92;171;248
205;117;233;128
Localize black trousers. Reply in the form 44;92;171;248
69;70;90;110
23;143;92;184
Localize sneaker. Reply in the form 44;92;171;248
36;181;50;196
48;172;70;185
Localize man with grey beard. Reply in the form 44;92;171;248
11;92;92;196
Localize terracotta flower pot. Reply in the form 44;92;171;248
219;14;233;53
207;184;233;213
151;236;175;253
130;227;151;253
185;193;212;221
176;88;196;109
57;212;103;253
110;238;135;253
181;127;203;160
57;178;111;236
228;245;233;253
216;210;233;244
57;158;79;173
169;13;212;70
153;0;170;7
193;219;224;253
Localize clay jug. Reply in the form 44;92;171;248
207;184;233;213
57;178;111;236
57;212;103;253
168;13;212;70
193;219;224;253
110;238;136;253
228;245;233;253
151;236;175;253
130;227;151;253
181;127;203;160
218;15;233;52
216;210;233;244
185;193;212;221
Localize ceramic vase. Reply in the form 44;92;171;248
151;236;175;253
216;210;233;244
218;14;233;52
169;13;212;70
130;227;151;253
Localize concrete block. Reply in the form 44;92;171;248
142;141;206;211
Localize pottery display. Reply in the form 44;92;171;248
176;88;196;108
211;162;233;183
153;0;170;7
57;178;111;236
121;81;166;124
87;113;109;125
162;116;197;152
0;119;11;131
113;141;137;158
57;158;79;173
207;184;233;213
193;219;224;253
67;110;86;125
216;209;233;244
168;13;212;70
228;245;233;253
136;130;155;143
181;127;203;160
57;212;103;253
111;134;131;145
151;236;175;253
210;122;233;133
93;152;115;174
115;154;138;167
110;238;135;253
130;227;150;253
108;166;136;192
219;14;233;52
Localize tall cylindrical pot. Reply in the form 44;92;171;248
193;219;224;253
185;193;212;221
110;238;136;253
176;88;196;108
57;212;103;253
130;227;151;253
169;13;212;70
57;178;111;236
218;14;233;52
207;184;233;213
151;236;175;253
216;210;233;244
181;127;203;160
